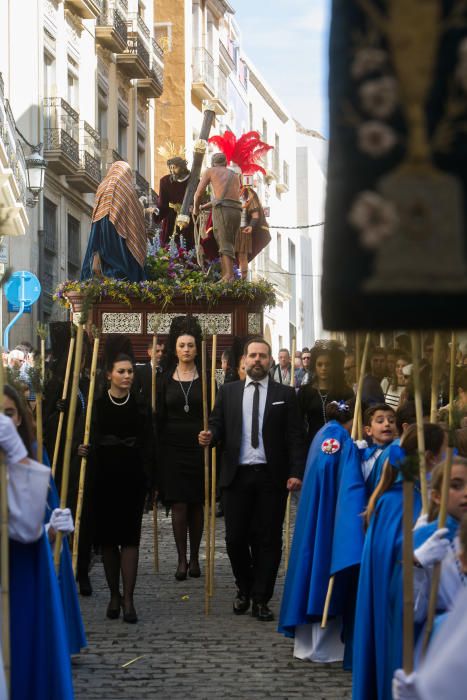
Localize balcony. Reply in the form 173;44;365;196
137;38;164;98
134;170;149;198
64;0;103;19
67;121;102;192
116;15;150;79
260;257;291;299
192;47;215;101
95;1;127;53
210;67;229;115
43;97;80;176
0;74;28;236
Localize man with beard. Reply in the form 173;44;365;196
155;157;194;248
199;337;306;621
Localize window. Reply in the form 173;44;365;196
118;112;128;158
283;161;289;187
42;198;58;315
262;119;268;143
137;131;146;176
274;133;280;176
67;215;81;280
98;90;108;141
288;240;296;324
277;232;282;268
44;51;56;97
67;58;79;110
249;103;253;131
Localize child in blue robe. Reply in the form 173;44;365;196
352;423;445;700
278;399;355;662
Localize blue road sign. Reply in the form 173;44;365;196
3;270;42;349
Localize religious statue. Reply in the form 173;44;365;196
154;155;194;248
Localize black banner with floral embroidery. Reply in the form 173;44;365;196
322;0;467;330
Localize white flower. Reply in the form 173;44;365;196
358;121;398;158
359;77;399;119
349;191;399;251
351;48;387;80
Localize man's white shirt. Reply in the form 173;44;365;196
239;375;269;464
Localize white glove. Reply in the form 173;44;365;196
0;414;28;465
49;508;74;535
355;440;368;449
392;669;419;700
414;513;428;530
414;528;449;568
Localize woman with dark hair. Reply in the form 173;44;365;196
156;316;208;580
236;186;271;279
380;351;410;409
298;340;354;445
80;348;155;623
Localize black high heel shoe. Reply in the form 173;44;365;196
175;561;188;581
122;601;138;624
188;560;201;578
106;595;122;620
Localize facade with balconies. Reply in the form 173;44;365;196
0;73;29;239
0;0;165;340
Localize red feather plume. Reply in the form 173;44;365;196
208;130;273;176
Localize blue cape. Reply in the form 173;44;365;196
278;421;350;636
81;216;145;282
10;532;74;700
352;481;422;700
46;478;87;656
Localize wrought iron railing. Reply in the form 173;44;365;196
79;121;101;182
112;148;125;162
97;2;127;43
192;47;215;94
124;34;150;69
134;169;149;197
127;12;150;43
150;38;164;87
43;97;80;164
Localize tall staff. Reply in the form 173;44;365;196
411;332;428;515
36;323;48;465
54;323;85;573
0;358;10;694
52;328;75;478
429;333;442;423
150;315;161;574
72;327;100;576
402;447;415;675
321;332;370;629
201;330;211;614
284;336;297;574
422;332;457;652
209;332;217;596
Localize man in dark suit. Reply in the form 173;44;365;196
199;337;306;621
134;339;165;406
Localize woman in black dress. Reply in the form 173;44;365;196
157;318;206;581
81;352;154;623
297;340;354;445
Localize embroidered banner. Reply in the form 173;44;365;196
322;0;467;329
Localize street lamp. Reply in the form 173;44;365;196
24;144;47;206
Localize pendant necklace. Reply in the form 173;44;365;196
318;389;328;424
176;367;196;413
108;390;130;406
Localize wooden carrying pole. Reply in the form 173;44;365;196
52;334;75;478
35;324;48;466
402;478;415;675
209;334;217;596
151;331;159;574
72;331;100;576
321;332;370;629
422;332;457;652
411;332;429;515
0;360;11;694
284;337;297;575
54;324;85;573
201;338;211;614
429;333;442;423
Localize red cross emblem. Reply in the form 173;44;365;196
321;438;340;454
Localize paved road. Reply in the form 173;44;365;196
73;508;352;699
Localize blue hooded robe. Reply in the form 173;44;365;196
278;420;351;636
80;215;146;282
352;480;422;700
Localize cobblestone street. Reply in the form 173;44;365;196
73;508;352;699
